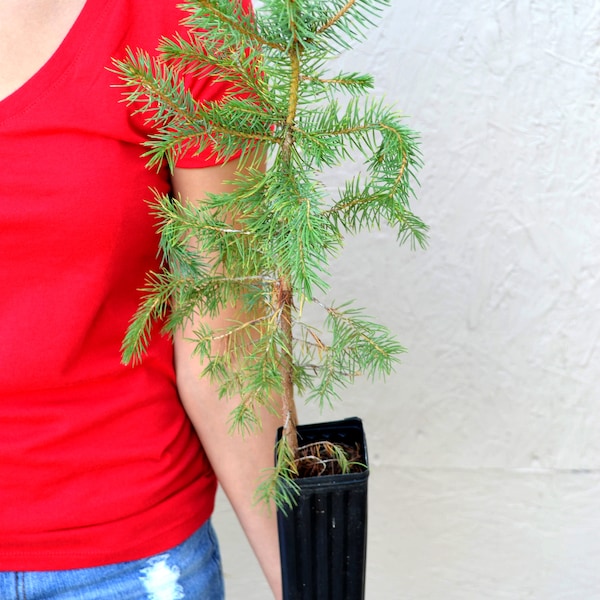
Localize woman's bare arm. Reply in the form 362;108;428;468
171;162;283;600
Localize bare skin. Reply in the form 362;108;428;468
0;0;86;101
173;163;283;599
1;2;283;597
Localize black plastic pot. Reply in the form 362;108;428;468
277;417;369;600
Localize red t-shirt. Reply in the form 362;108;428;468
0;0;247;570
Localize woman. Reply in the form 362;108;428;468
0;0;282;598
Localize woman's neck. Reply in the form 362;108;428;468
0;0;86;101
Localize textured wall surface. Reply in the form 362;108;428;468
213;1;600;598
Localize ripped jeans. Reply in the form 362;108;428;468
0;520;224;600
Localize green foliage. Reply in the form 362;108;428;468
256;436;300;513
114;0;426;506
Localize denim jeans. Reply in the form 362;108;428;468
0;520;224;600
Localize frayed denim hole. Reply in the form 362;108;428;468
139;554;185;600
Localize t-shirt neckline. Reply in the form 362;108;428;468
0;0;106;121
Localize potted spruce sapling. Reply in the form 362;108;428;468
114;0;426;598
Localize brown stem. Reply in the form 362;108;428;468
277;41;302;457
287;49;301;128
279;282;298;456
281;44;301;160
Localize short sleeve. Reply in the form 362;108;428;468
174;0;255;169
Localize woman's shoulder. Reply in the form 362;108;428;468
128;0;192;28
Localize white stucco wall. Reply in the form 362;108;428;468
213;1;600;598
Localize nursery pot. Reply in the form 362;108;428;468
277;417;369;600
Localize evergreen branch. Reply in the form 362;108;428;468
326;190;429;249
157;31;277;113
209;313;276;343
325;189;379;215
143;115;277;169
304;0;391;53
210;124;277;143
186;0;286;52
159;35;262;96
316;0;358;34
324;181;414;219
228;399;263;434
300;72;374;95
113;50;198;128
380;123;408;191
328;307;386;357
255;437;300;513
121;271;176;365
115;51;278;168
318;299;405;378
